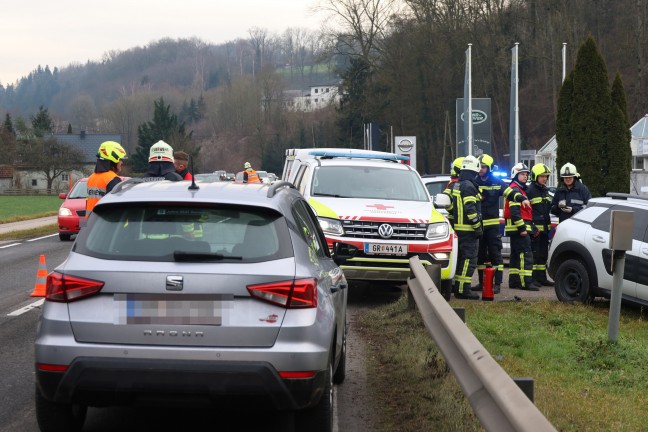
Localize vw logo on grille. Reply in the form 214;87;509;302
378;224;394;239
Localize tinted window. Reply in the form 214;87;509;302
292;200;328;258
590;205;648;241
312;166;429;201
76;204;292;262
425;181;447;197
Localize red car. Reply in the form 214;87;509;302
58;178;88;241
57;177;128;241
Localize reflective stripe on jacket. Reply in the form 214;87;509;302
244;169;261;183
86;171;119;216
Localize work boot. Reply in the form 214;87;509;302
524;281;542;291
472;284;483;291
538;279;554;286
455;286;480;300
493;284;501;294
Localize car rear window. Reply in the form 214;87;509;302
312;165;429;201
75;204;292;262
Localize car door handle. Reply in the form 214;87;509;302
592;235;606;243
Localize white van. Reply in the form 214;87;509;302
283;148;457;290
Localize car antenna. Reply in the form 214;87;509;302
188;155;199;190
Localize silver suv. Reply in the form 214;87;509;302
35;179;352;432
548;193;648;305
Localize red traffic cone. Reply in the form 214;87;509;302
482;264;495;301
30;254;48;297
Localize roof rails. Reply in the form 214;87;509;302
111;177;145;194
307;150;409;162
606;192;648;202
267;181;296;198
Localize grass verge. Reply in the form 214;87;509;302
0;224;58;241
358;294;648;431
0;196;61;223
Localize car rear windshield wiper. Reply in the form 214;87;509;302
173;251;243;261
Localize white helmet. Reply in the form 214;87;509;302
461;155;481;173
149;140;174;162
511;162;530;179
560;162;579;178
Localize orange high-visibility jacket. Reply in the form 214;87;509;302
86;171;119;217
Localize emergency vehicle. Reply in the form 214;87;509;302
283;148;457;290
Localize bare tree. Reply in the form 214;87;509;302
21;137;85;192
248;27;269;78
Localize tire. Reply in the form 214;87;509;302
554;258;592;303
59;233;72;241
35;385;87;432
333;325;346;384
295;357;333;432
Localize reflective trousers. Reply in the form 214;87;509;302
477;226;504;285
509;231;533;288
454;232;478;294
531;230;550;282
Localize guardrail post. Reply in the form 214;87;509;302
514;378;535;402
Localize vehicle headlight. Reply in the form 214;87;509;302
426;222;449;240
318;218;344;236
59;207;73;217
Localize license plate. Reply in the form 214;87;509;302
364;243;408;255
115;294;230;325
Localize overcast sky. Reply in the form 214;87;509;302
1;0;326;86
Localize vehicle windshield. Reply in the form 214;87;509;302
77;204;291;262
68;181;87;199
311;165;429;201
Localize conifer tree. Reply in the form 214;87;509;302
3;113;13;134
555;73;575;173
607;73;632;193
30;105;53;138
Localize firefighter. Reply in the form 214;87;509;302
527;163;554;286
86;141;127;218
142;141;183;181
443;156;464;228
474;154;506;294
504;163;540;290
551;162;592;223
449;155;482;300
243;162;261;184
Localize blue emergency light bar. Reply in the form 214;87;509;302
308;151;410;161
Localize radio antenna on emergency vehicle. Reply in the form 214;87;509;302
188;155;199;190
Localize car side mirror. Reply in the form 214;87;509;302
332;242;358;266
434;193;450;208
59;192;67;199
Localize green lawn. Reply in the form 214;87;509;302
0;195;62;223
359;295;648;431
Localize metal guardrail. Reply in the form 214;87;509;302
407;256;556;432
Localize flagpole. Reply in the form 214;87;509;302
562;43;567;82
463;44;473;156
514;42;519;164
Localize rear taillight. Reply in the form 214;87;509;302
247;278;318;308
37;363;68;372
279;371;316;379
46;272;104;303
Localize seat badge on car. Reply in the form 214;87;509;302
378;224;394;239
166;275;183;291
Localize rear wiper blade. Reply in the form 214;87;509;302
173;251;243;261
315;193;348;198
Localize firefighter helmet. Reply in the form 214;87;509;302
244;162;252;169
560;162;579;178
479;154;494;171
531;163;551;181
511;162;530;179
461;155;481;173
149;141;174;162
97;141;127;164
451;157;464;176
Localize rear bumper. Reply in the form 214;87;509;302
36;357;326;410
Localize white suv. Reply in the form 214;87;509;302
548;193;648;305
284;149;457;292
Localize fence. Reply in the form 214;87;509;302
407;256;556;432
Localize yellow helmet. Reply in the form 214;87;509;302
244;162;252;169
451;157;464;176
560;162;579;178
531;163;551;181
478;154;494;171
98;141;127;164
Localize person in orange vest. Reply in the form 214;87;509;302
86;141;127;218
243;161;261;183
173;150;193;180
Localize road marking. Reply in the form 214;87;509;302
8;299;45;316
27;233;58;242
0;243;21;249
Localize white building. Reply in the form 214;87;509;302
283;83;342;112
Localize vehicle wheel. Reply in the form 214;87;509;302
554;259;591;303
59;233;72;241
333;325;346;384
295;357;333;432
35;385;87;432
